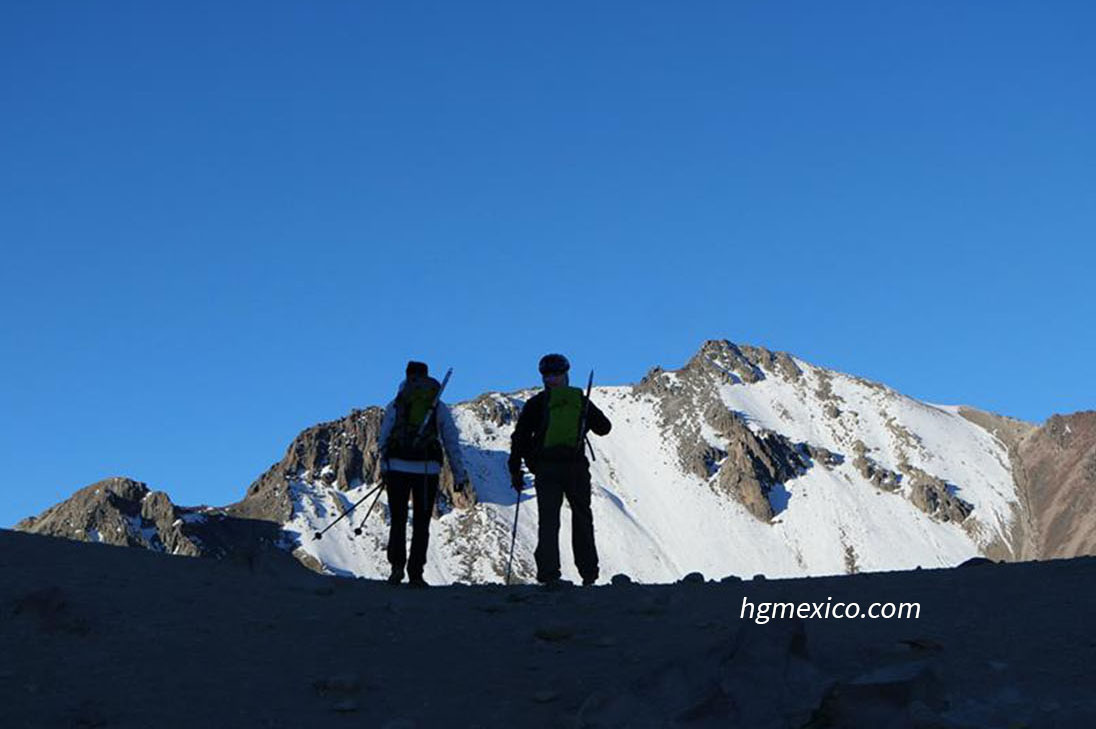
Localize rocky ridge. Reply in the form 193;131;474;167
634;340;970;526
15;477;287;565
16;477;201;556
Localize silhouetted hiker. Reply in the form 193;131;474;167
378;361;469;587
508;353;611;586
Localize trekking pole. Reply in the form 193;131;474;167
313;482;383;540
420;464;430;558
352;481;388;535
505;485;522;585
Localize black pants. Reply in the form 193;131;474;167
385;470;439;579
533;460;599;584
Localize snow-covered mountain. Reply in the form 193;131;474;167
273;340;1022;584
24;339;1075;584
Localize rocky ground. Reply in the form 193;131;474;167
2;529;1095;728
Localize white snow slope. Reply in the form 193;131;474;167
285;347;1018;585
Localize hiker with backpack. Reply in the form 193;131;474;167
377;361;469;587
508;353;612;586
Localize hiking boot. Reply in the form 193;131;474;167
582;576;598;587
407;575;428;588
387;568;405;586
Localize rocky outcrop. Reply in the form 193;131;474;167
851;441;902;492
685;339;803;385
16;477;294;565
711;413;814;522
814;370;841;404
899;464;973;523
232;404;477;522
635;340;804;396
851;442;974;522
739;344;803;382
281;407;387;491
807;444;844;468
466;393;521;430
635;341;835;523
230;408;385;525
686;340;766;385
15;477;203;556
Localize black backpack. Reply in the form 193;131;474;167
385;376;444;461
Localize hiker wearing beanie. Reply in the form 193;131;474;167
508;354;611;586
377;361;469;587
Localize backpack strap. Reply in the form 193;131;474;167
535;389;552;456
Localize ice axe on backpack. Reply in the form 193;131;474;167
410;367;453;508
579;370;596;462
412;367;452;447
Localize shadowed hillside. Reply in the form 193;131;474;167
2;528;1094;728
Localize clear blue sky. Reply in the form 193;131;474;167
2;2;1093;527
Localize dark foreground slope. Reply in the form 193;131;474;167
2;530;1094;729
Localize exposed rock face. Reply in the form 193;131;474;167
851;441;902;492
13;476;285;563
635;340;832;522
15;477;203;556
231;404;477;523
231;408;385;525
850;441;974;522
713;413;813;522
807;445;844;468
466;393;521;430
1013;411;1096;559
633;340;802;395
900;464;973;524
684;339;802;385
281;407;386;492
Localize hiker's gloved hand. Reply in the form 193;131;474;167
510;473;525;492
